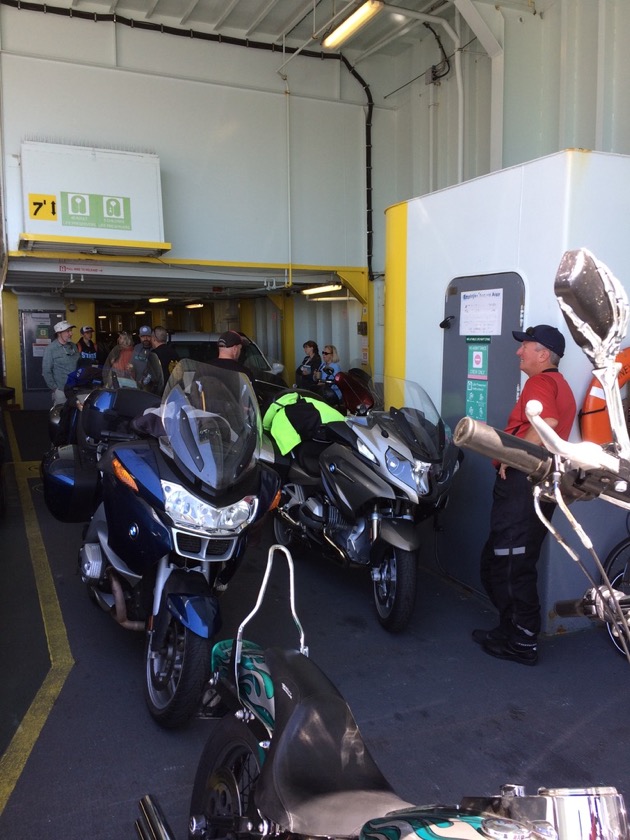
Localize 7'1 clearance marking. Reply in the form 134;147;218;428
28;194;58;221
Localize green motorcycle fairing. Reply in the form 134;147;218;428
211;638;275;729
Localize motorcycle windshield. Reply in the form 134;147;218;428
381;376;450;462
158;359;261;491
102;342;139;389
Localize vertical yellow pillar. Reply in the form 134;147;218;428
384;202;408;381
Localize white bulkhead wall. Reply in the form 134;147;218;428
3;1;630;371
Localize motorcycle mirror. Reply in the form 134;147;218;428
554;248;629;367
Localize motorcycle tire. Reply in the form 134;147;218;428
189;716;263;838
602;538;630;656
372;546;417;633
144;614;211;729
273;510;296;547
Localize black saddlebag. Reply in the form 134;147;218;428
41;444;100;523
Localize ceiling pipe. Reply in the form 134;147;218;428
382;3;464;182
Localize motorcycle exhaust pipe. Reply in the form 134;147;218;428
107;569;145;631
135;794;177;840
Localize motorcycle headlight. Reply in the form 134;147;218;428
162;480;257;533
386;448;431;496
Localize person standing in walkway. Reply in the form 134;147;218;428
42;320;79;405
473;324;576;666
76;326;106;365
131;325;163;393
295;340;321;389
151;326;179;387
208;330;254;382
314;344;342;400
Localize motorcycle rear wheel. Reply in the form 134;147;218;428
144;615;211;729
372;546;417;633
189;716;263;839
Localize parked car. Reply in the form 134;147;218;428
168;331;286;406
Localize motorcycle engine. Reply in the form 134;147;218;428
297;497;370;565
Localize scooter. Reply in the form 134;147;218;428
135;544;629;840
453;247;630;661
263;376;460;632
41;360;281;727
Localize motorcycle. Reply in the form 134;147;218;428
47;363;104;445
453;247;630;662
262;376;460;632
41;359;281;727
135;544;629;840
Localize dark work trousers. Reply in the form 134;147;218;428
480;467;555;640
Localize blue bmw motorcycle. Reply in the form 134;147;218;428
42;360;280;728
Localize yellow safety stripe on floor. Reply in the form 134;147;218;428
0;415;74;816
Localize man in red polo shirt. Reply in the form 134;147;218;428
473;324;576;665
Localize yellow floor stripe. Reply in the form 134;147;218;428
0;416;74;816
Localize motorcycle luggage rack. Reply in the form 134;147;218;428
231;544;307;703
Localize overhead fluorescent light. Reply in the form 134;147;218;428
185;303;204;309
301;284;343;296
149;297;169;303
322;0;384;49
307;295;352;302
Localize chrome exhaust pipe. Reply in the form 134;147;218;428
135;795;177;840
107;570;145;631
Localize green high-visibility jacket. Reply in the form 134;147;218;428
262;392;345;455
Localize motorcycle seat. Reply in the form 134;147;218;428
255;648;413;836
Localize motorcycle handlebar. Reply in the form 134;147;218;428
453;417;552;481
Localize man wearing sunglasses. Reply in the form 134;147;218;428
473;324;576;666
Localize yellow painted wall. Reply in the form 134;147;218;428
0;294;95;405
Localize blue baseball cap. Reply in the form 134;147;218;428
512;324;565;358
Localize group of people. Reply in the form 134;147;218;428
296;340;342;400
42;321;180;405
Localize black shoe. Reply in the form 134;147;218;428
472;626;508;646
481;636;538;666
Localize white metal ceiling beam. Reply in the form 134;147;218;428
451;0;504;171
245;0;282;38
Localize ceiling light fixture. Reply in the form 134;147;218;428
185;303;204;309
301;284;343;296
307;295;352;302
134;310;146;315
149;297;169;303
322;0;384;49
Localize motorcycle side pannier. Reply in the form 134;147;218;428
41;444;100;522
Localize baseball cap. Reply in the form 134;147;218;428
218;330;247;348
139;325;153;337
54;320;75;334
80;326;94;334
512;324;565;358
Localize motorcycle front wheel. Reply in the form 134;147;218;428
189;716;263;839
144;614;211;729
601;538;630;656
273;510;296;547
372;545;417;633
